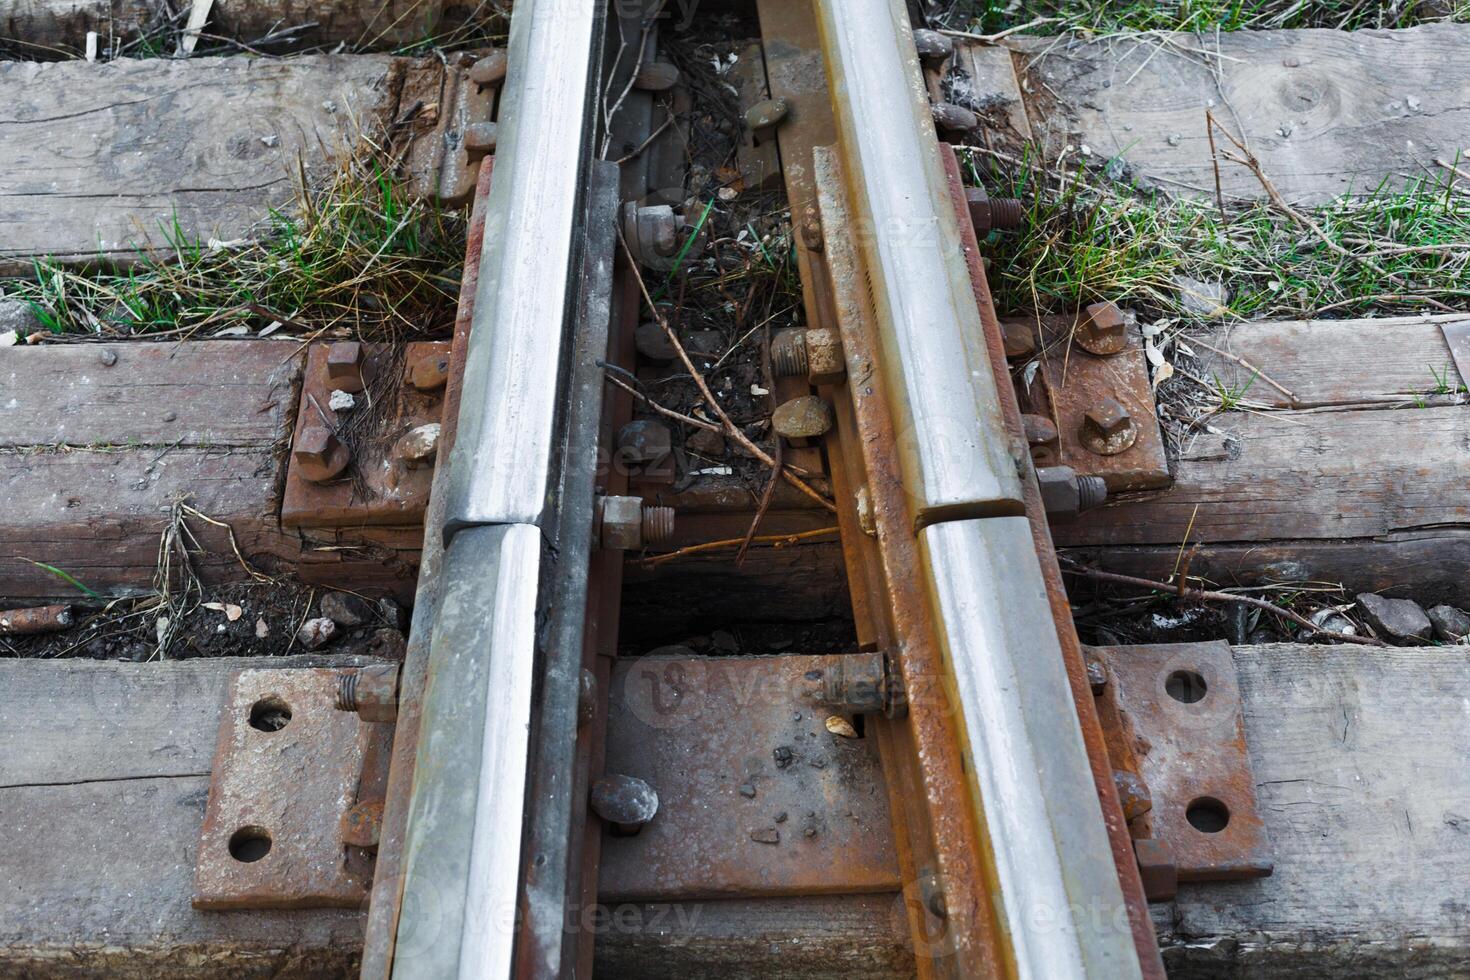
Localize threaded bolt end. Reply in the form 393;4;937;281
771;332;809;378
336;671;359;713
989;198;1025;230
1077;475;1109;511
641;506;676;544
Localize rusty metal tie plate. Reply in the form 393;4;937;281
193;668;381;909
597;653;900;901
1092;641;1272;881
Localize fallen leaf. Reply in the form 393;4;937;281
825;715;858;739
202;602;225;612
256;617;269;638
225;603;243;622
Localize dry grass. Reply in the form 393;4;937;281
934;0;1466;36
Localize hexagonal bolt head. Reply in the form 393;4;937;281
1036;465;1108;517
623;203;685;269
804;327;846;385
744;97;788;133
1113;768;1153;821
467;49;508;87
1079;397;1139;456
912;28;954;65
930;102;978;134
590;773;659;836
325;341;368;393
772;395;834;443
1076;300;1128;356
616;419;673;466
293;425;351;483
599;495;645;552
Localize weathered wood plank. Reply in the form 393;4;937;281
1;0;476;52
0;54;401;273
0;655;375;980
1058;404;1469;546
1186;314;1467;409
1006;24;1470;203
1160;642;1470;977
951;40;1033;151
1;339;300;447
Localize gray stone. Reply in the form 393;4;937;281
1356;593;1432;643
1428;605;1470;642
296;617;337;649
377;597;409;631
320;591;374;627
0;300;41;336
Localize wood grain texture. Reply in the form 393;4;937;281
1;340;301;447
1160;642;1470;977
0;54;400;273
1;0;468;51
0;655;376;979
950;40;1033;151
1185;314;1467;408
1008;24;1470;204
1058;404;1469;546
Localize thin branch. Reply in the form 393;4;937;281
1059;559;1387;646
638;527;839;568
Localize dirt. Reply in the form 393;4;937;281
0;581;408;661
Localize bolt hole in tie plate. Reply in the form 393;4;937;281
194;668;389;909
1091;642;1273;881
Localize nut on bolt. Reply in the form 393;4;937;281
1036;465;1108;517
325;341;369;393
293;425;351;483
1075;300;1128;356
590;773;659;836
912;28;954;66
467;49;508;88
336;663;401;723
597;495;675;551
965;185;1025;233
1079;397;1138;456
930;102;977;134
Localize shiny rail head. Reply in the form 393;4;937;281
917;517;1144;979
388;519;541;980
438;0;600;534
814;0;1024;529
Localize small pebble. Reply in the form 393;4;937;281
260;134;279;148
297;616;338;649
162;411;177;422
329;389;356;412
1167;133;1181;146
739;782;757;799
99;349;117;366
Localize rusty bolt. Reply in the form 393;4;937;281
930;102;977;134
744;97;788;133
999;318;1038;359
407;350;451;391
591;773;659;836
1036;465;1108;517
1021;413;1058;447
1113;769;1153;821
912;28;954;65
641;505;675;545
393;422;441;470
1133;838;1178;902
340;799;384;850
799;210;824;251
325;341;368;393
771;329;810;378
965;185;1025;232
336;663;400;723
467;49;508;87
293;425;351;483
804;327;846;385
463;120;498;157
855;486;877;537
633;59;680;92
1084;653;1108;695
598;496;674;551
1079;397;1138;456
1075;300;1128;356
